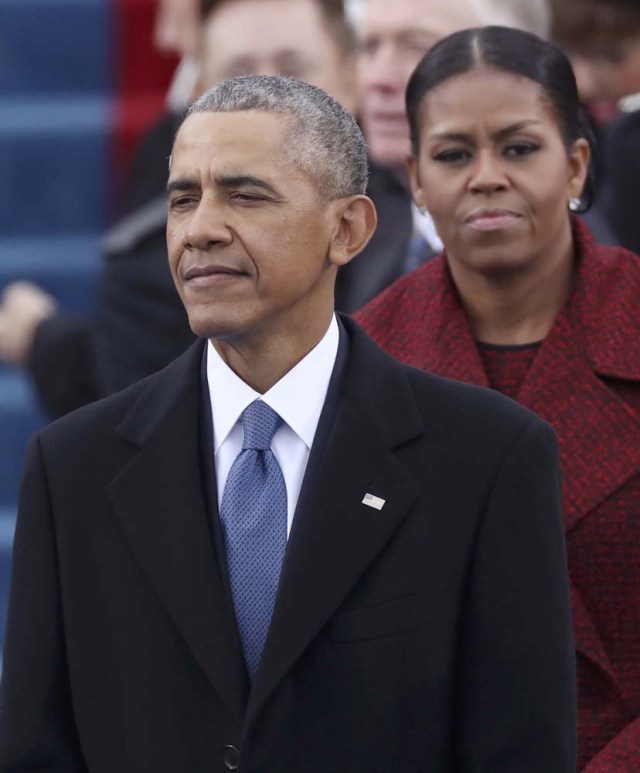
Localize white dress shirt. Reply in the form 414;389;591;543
206;315;339;536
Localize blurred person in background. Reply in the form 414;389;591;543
336;0;553;312
0;0;202;417
356;26;640;771
153;0;200;62
603;94;640;254
552;0;640;254
551;0;640;124
0;0;358;417
196;0;355;109
600;0;640;256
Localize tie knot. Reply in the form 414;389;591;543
241;400;282;450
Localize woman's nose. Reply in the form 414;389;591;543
469;150;508;193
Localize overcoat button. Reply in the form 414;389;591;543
223;744;240;770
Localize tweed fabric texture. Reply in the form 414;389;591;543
219;399;287;681
355;218;640;771
478;343;540;400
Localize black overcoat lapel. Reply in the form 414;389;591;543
247;319;424;724
105;342;247;721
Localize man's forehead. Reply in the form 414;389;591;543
204;0;325;40
170;110;294;176
362;0;480;39
174;110;288;148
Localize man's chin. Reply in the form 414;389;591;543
186;309;241;342
367;135;410;171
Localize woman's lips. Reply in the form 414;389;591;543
465;210;523;231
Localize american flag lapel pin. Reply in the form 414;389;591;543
362;492;386;511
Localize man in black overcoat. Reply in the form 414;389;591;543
0;75;576;772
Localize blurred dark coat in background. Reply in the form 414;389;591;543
602;106;640;254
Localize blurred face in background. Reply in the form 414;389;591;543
198;0;356;112
154;0;200;57
569;39;640;119
356;0;482;169
552;0;640;122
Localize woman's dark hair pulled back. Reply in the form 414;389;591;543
405;26;596;211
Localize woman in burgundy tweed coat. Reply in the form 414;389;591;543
355;27;640;773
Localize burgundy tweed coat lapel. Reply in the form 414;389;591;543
355;218;640;695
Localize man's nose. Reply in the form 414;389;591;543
183;198;232;251
254;61;280;78
469;150;509;193
360;42;406;92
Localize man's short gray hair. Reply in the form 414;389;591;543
186;75;369;200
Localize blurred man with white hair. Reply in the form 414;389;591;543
356;0;549;170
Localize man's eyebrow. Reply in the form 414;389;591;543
216;174;280;196
166;178;199;195
167;174;282;197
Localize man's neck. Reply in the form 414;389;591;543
211;311;335;394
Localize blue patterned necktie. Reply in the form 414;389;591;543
219;399;287;680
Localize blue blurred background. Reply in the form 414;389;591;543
0;0;177;655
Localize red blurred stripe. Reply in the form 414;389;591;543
110;0;178;188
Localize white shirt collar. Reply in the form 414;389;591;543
206;315;339;454
411;202;443;252
619;91;640;113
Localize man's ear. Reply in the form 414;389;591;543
327;195;377;268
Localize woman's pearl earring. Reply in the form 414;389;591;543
568;197;581;212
